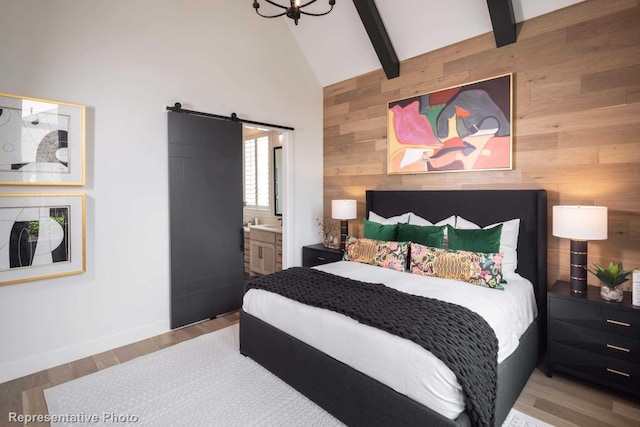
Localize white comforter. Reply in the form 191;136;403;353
242;261;537;420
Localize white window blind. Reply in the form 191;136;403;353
244;135;270;209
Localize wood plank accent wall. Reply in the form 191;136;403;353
323;0;640;289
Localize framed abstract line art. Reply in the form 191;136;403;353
387;73;512;174
0;194;85;286
0;93;85;185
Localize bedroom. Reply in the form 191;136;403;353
1;0;639;425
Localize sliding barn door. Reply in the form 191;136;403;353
168;112;244;329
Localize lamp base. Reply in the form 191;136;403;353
570;281;587;294
569;239;588;294
339;220;348;251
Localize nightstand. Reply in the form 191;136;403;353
547;280;640;397
302;244;343;267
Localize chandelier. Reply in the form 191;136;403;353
252;0;336;26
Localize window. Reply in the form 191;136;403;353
244;134;270;209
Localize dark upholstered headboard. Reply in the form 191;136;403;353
366;190;548;322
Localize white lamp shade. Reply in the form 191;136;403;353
331;199;357;220
553;205;608;240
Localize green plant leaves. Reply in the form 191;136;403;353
587;262;634;289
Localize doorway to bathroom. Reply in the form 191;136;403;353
242;125;288;277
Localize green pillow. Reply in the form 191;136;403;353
447;224;503;253
397;223;445;248
363;218;398;241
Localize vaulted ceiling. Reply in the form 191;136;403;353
271;0;584;87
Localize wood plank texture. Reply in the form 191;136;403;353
21;385;49;427
323;0;640;291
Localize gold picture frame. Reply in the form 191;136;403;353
0;193;86;286
387;73;512;175
0;92;85;185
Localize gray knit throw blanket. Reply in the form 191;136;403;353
246;267;498;427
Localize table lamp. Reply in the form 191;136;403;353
553;205;608;294
331;199;357;251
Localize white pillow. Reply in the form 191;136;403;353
455;216;520;277
408;213;456;227
368;211;410;224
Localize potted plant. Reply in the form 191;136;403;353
588;262;634;302
316;217;339;249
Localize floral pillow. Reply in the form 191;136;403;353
410;243;505;290
343;236;409;272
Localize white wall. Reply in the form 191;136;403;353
0;0;323;383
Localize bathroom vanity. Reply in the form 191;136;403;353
247;224;282;276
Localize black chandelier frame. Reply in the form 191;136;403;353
253;0;335;25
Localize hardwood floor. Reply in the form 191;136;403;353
515;361;640;427
1;311;638;427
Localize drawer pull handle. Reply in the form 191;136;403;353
606;368;630;378
317;257;326;261
607;319;630;327
607;344;630;353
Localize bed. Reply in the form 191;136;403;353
240;189;547;427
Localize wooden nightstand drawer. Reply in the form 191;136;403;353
549;319;640;363
549;295;640;338
549;342;640;397
302;244;343;267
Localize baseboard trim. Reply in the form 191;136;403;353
0;319;170;384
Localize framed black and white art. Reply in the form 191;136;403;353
0;194;85;286
0;93;85;185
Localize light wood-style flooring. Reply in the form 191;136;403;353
1;311;638;427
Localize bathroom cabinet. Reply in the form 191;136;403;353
249;227;282;275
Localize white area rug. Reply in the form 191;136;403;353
45;324;552;427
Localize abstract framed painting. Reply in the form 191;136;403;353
0;194;85;286
0;93;85;185
387;73;512;175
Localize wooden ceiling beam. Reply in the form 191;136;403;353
352;0;399;79
486;0;517;47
